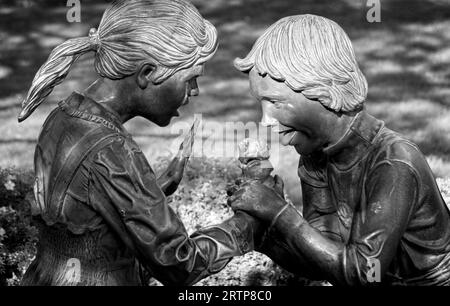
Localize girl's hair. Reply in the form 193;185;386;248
234;14;367;113
19;0;218;122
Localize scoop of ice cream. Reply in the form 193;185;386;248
238;138;270;164
238;138;273;180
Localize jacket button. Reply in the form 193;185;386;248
120;209;126;217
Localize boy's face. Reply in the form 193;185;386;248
249;69;332;155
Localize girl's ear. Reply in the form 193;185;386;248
136;63;156;90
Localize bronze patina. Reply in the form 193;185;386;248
230;15;450;286
19;0;261;286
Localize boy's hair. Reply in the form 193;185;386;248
19;0;218;122
234;14;367;113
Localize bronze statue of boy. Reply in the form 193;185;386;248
230;14;450;286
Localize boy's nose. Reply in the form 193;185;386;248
261;113;278;127
260;100;278;127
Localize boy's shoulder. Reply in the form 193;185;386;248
369;126;429;176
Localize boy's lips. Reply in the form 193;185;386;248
271;124;296;146
279;130;296;146
271;123;293;133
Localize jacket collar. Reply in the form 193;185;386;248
58;91;128;135
322;110;385;170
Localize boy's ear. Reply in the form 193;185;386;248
302;87;332;105
302;87;336;110
136;63;156;89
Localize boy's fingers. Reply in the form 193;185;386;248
246;159;261;168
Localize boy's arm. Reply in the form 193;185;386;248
232;159;419;285
257;156;341;278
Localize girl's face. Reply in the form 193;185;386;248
139;64;204;126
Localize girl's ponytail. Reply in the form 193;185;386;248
18;29;100;122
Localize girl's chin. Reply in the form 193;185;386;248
162;111;180;124
155;116;173;127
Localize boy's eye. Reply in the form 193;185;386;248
261;97;284;108
270;100;283;108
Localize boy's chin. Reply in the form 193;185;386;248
294;145;303;154
294;144;316;155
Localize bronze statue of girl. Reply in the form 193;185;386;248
19;0;260;286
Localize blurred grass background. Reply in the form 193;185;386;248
0;0;450;286
0;0;449;208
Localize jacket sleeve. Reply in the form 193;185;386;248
257;155;341;278
266;159;419;285
86;137;258;285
